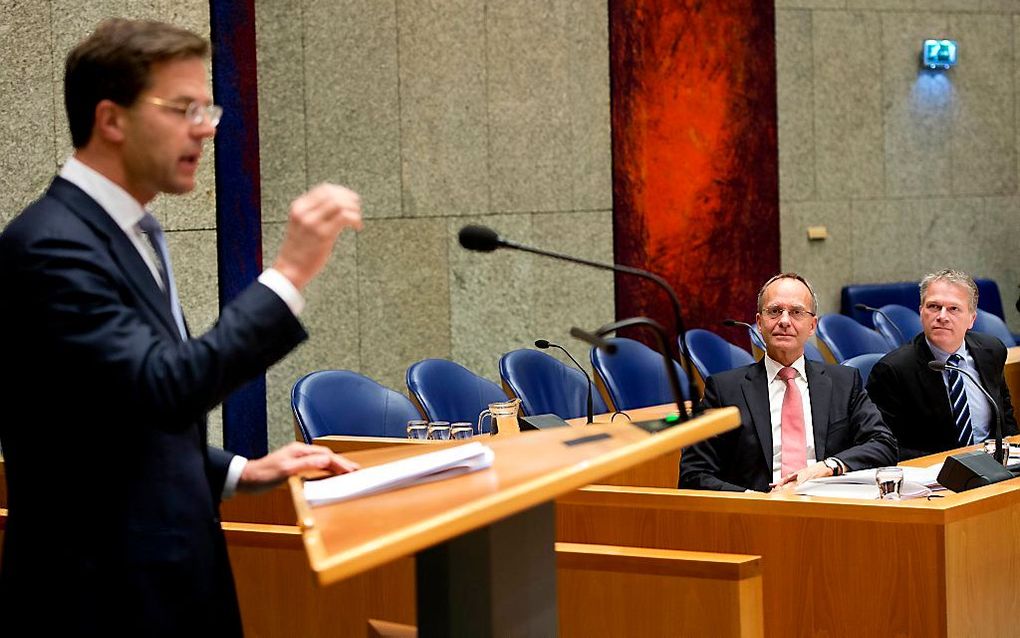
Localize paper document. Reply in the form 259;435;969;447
794;465;941;500
303;442;495;507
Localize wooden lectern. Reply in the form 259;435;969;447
289;407;739;637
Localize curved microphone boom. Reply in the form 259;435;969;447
928;360;1006;463
722;319;766;351
536;339;595;424
572;316;688;421
854;303;906;346
459;224;701;413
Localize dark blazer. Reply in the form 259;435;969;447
680;359;897;492
0;177;307;636
867;331;1018;461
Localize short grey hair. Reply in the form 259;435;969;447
919;269;978;312
756;272;818;314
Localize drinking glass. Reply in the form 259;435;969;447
983;439;1011;466
427;421;451;440
875;467;904;500
450;422;474;440
406;420;429;440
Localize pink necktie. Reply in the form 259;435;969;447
779;366;807;477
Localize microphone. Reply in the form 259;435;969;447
927;360;1006;463
536;339;595;424
854;303;906;345
571;316;687;422
459;224;701;414
722;319;766;351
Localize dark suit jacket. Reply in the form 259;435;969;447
867;331;1018;461
0;178;307;636
680;359;897;492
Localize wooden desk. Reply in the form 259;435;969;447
295;408;739;636
557;444;1020;638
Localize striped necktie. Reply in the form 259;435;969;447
137;213;187;340
946;353;972;446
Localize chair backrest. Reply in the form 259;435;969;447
406;359;508;432
589;337;690;411
684;329;756;386
972;309;1017;347
291;370;422;443
874;304;923;348
498;349;608;420
815;314;891;363
840;353;885;385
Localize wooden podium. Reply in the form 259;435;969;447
289;407;739;636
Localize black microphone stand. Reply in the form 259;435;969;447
929;360;1006;463
459;226;701;414
535;339;595;424
571;316;688;422
855;303;906;345
722;319;766;351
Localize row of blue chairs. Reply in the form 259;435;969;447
291;338;690;443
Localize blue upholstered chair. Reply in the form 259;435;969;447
815;314;891;364
749;324;825;363
873;304;922;348
291;370;423;443
840;353;885;385
683;329;756;389
589;337;690;411
498;349;608;420
406;358;508;433
972;309;1017;347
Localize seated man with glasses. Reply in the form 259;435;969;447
867;269;1017;460
680;273;897;492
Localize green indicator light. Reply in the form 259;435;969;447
664;414;680;424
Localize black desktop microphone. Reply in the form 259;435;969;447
571;316;687;422
854;303;906;345
536;339;595;424
928;360;1006;462
459;224;701;415
722;319;766;351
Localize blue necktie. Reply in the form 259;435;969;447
137;213;187;340
946;353;972;446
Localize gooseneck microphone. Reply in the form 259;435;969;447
722;319;766;351
571;316;688;421
459;224;701;413
928;360;1006;463
536;339;595;424
854;303;906;346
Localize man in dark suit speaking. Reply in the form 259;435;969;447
0;19;362;635
867;269;1017;460
680;273;897;492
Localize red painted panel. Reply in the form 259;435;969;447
611;0;780;346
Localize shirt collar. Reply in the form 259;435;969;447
59;156;147;232
925;336;969;364
763;352;807;383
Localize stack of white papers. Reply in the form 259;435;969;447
794;464;945;500
303;442;495;507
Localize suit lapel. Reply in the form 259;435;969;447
912;335;954;429
966;332;997;391
740;362;774;470
48;177;183;341
806;361;832;460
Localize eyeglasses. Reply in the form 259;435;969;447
142;97;223;128
761;306;816;321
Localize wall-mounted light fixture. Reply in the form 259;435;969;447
922;39;957;70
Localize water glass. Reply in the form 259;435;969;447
875;467;904;500
406;419;429;440
450;422;474;440
982;439;1011;466
427;421;451;440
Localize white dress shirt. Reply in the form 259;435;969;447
763;354;816;482
59;156;306;497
